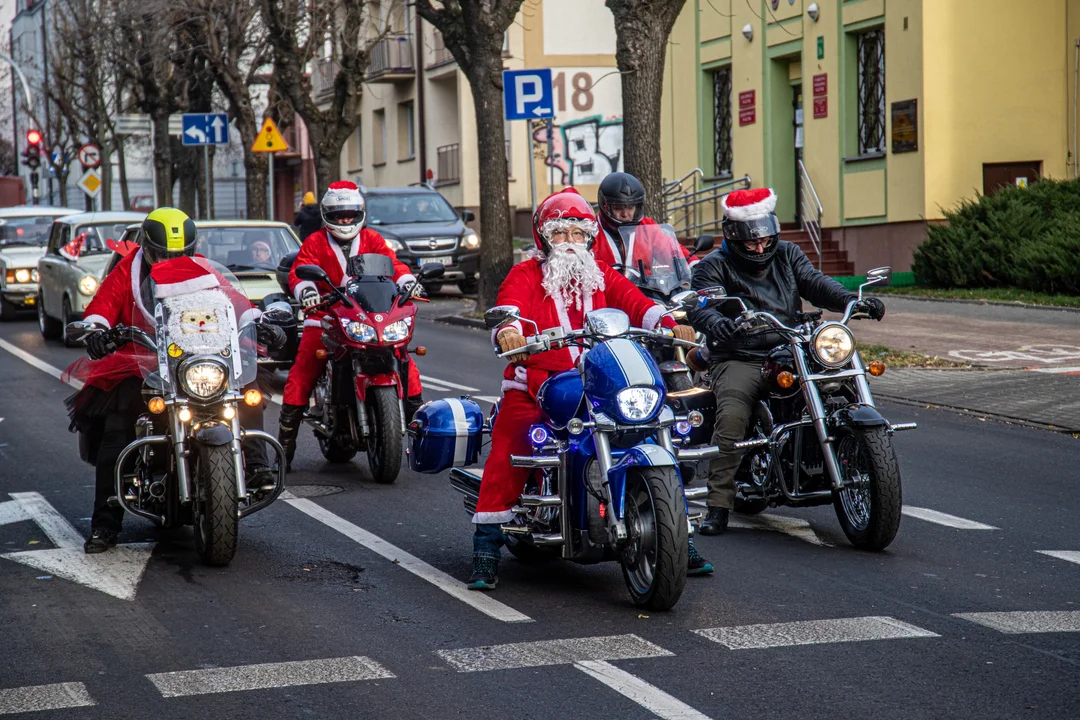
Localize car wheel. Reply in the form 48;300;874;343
61;296;80;348
423;282;444;295
37;290;61;339
458;278;478;295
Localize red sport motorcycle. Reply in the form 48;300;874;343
293;255;443;483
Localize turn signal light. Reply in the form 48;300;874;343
413;346;427;356
776;371;796;389
244;389;263;406
147;397;166;414
178;407;193;423
868;360;886;376
315;348;328;360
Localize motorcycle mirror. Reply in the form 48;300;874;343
484;305;521;330
294;264;330;283
697;284;727;299
693;234;715;255
65;320;95;343
419;262;446;281
670;290;698;312
262;301;294;324
865;266;892;287
462;209;476;223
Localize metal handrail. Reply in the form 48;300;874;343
663;168;704;195
664;173;751;236
797;159;823;270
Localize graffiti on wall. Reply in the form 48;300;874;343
531;115;624;186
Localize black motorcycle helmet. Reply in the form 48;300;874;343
140;207;197;264
597;172;645;232
721;188;781;272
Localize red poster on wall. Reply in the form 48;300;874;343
812;73;828;97
813;96;828;119
738;90;755;109
739;107;756;126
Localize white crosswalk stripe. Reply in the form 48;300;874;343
693;616;939;650
952;611;1080;634
901;506;998;530
574;661;714;720
1037;550;1080;566
146;656;394;698
0;682;96;715
437;634;671;672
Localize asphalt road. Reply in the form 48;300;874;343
1;310;1078;719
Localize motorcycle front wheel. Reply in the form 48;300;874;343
832;426;902;551
366;386;402;484
620;467;688;611
193;445;238;566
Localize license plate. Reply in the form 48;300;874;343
425;256;453;266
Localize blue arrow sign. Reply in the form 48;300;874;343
181;113;230;146
503;69;554;121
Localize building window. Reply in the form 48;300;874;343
712;67;733;178
856;28;885;155
355;125;363;168
373;109;386;165
397;101;415;161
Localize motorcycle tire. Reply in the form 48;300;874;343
664;372;694;393
832;426;902;551
367;386;402;484
620;466;688;611
193;444;238;567
318;433;357;463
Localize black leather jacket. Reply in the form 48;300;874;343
688;240;856;362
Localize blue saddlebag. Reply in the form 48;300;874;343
408;398;484;473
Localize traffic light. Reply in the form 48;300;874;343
23;129;42;169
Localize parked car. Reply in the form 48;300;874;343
0;206;79;320
37;211;147;345
362;185;480;294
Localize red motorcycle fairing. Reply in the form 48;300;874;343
355;372;402;401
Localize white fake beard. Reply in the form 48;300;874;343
541;243;605;311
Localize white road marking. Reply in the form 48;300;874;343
0;492;154;601
437;634;672;672
0;338;82;389
0;499;30;527
421;374;479;392
901;506;998;530
953;611;1080;634
146;656;394;698
282;494;532;623
575;660;714;720
693;616;939;650
691;501;831;546
1037;550;1080;566
1028;365;1080;374
0;682;96;715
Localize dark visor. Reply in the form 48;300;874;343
723;215;780;243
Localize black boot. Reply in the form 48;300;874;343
404;394;424;423
698;507;729;535
277;403;306;473
84;528;118;554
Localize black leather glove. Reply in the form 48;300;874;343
85;330;115;360
257;322;287;350
704;316;738;344
859;297;886;321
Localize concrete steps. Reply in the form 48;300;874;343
780;229;854;276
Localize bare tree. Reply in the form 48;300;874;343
259;0;382;199
414;0;525;310
606;0;687;220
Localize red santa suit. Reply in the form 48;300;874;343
593;217;698;271
283;227;423;406
473;257;677;524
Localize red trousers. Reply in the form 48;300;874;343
473;389;545;524
282;326;423;406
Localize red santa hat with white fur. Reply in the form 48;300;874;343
721;187;777;222
151;256;222;299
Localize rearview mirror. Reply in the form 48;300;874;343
294;264;330;284
419;263;446;281
484;305;521;330
65;320;96;343
670;290;699;312
865;266;892;288
262;302;294;324
693;234;715;255
697;285;727;300
462;209;476;223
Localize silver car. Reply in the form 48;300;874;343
36;211;147;346
0;206;79;321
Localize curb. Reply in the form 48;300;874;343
434;314;488;330
872;292;1080;314
875;393;1080;434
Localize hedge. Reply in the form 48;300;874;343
912;178;1080;294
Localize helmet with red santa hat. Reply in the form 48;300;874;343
721;187;781;272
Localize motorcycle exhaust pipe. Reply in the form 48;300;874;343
889;422;917;433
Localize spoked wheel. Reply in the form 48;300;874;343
620;467;687;611
366;386;402;484
832;426;902;551
193;445;238;567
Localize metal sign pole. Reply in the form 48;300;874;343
268;153;275;221
528;122;538;212
203;145;211;220
546;117;554;194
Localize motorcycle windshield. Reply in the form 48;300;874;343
143;257;258;393
345;277;397;313
618;223;692;299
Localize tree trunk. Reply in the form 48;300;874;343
207;146;215;220
616;26;670;221
117;138;131;211
244;151;268;220
314;149;339;206
100;148;113;211
153;110;174;206
467;62;514;312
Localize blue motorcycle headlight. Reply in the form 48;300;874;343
529;424;550;446
615;386;660;423
341;319;376;343
675;420;692;436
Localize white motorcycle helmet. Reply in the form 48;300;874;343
321;181;366;243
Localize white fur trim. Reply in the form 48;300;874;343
472;510;516;524
330;240;348;280
293;280;317;303
722;189;777;222
130;250;154;325
303;317;323;328
501;379;529;393
602;228;623;265
642;304;665;331
396;274;417;290
83;314;111;329
239;307;261;327
153;273;221;299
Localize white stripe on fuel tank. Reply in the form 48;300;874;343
445;397;470;466
608;338;655;387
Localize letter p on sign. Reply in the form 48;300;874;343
515;76;542;115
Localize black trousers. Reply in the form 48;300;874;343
706;360;768;509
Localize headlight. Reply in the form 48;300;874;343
181;361;227;399
14;268;31;284
812;324;856;367
616;386;661;422
385;237;404;252
462;232;480;249
342;319;376;343
382;319;411;342
78;275;99;296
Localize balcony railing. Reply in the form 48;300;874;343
312;57;340;102
367;35;415;82
429;30;454;69
435;144;460;186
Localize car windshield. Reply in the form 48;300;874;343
193;226;300;271
365;193;458;225
76;222;141;255
0;216;62;246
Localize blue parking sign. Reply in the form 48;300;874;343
503;69;554;121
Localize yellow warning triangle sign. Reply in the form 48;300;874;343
251;117;289;153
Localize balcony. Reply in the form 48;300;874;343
366;35;415;83
435;141;512;186
428;30;454;70
312;57;339;102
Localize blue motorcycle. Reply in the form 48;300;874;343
409;306;715;610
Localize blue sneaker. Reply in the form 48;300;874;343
687;538;713;576
467;554;499;590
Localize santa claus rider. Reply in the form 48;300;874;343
278;180;425;472
467;188;714;590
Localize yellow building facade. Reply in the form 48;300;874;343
662;0;1080;273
